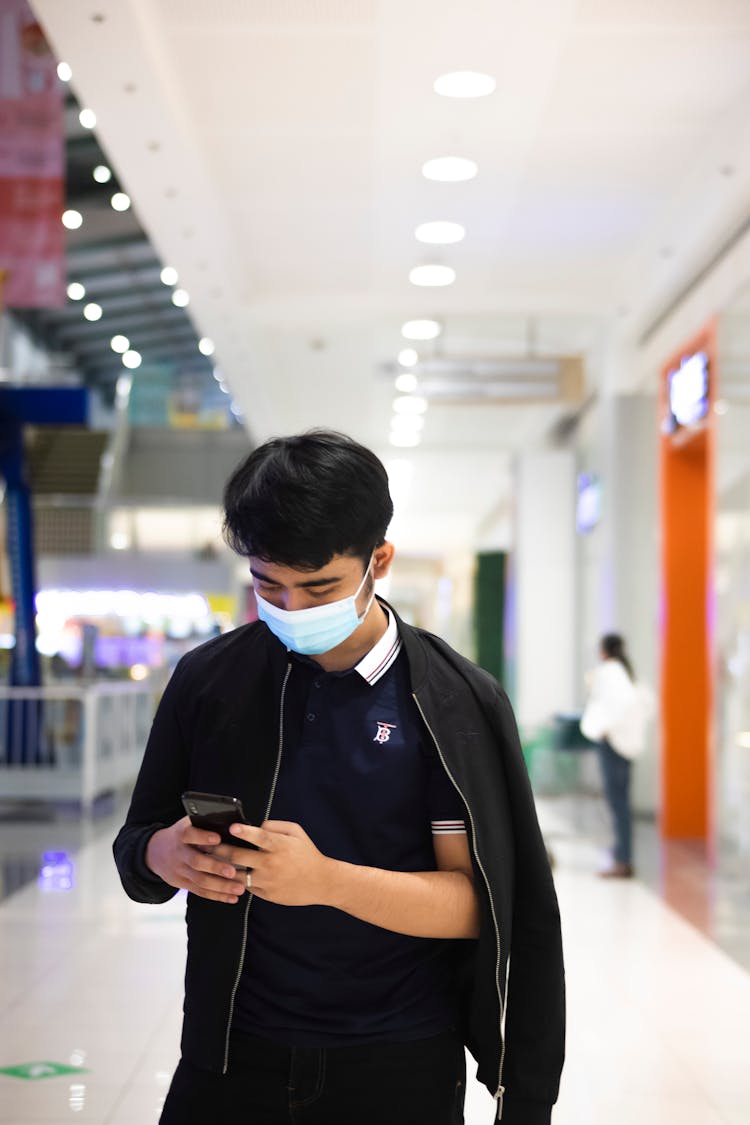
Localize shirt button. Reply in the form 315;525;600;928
313;679;322;689
306;712;316;722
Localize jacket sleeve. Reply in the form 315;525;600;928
491;687;566;1124
112;654;193;904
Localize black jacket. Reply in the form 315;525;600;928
113;605;565;1124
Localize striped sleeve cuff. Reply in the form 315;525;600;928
431;819;466;835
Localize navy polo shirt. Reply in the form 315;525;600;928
233;609;468;1046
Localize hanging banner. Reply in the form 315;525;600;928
0;1;64;308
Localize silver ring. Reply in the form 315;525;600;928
245;869;252;890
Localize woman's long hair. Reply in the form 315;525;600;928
601;633;635;681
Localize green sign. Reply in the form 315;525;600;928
0;1060;87;1080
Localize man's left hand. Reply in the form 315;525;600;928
216;821;335;907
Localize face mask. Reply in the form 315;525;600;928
255;556;375;655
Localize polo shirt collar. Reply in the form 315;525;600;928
354;605;402;686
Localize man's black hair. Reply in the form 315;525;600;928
222;430;394;570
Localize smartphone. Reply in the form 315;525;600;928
181;791;256;849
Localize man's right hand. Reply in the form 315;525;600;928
145;817;248;904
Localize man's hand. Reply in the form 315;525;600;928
145;816;248;904
216;821;335;907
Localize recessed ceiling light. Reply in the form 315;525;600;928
122;350;142;369
434;71;496;98
111;192;131;211
111;335;129;353
393;395;428;415
93;164;111;183
160;266;178;286
83;302;102;321
714;400;729;415
67;282;85;300
395;373;419;394
79;108;97;130
62;209;83;230
110;532;130;550
409;264;456;287
198;337;215;356
172;289;190;307
212;367;223;382
218;382;230;394
415;221;465;245
422;157;477;182
401;319;442;341
398;348;418;367
57;62;72;82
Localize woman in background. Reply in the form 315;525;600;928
581;634;652;880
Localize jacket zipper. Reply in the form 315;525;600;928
412;692;507;1120
222;661;292;1074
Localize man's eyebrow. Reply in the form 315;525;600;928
250;567;342;589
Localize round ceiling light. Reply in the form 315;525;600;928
93;164;111;183
198;337;215;356
398;348;418;367
393;395;428;415
434;71;496;98
82;302;102;321
415;221;465;245
395;373;418;394
62;209;83;230
57;62;72;82
67;282;85;300
389;431;421;448
110;335;130;353
422;157;478;183
111;192;131;211
171;289;190;307
401;319;442;341
79;108;97;130
409;264;456;287
160;266;178;286
122;350;142;369
391;412;424;432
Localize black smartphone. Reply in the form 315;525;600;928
181;791;256;849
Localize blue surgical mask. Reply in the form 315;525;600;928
255;557;375;655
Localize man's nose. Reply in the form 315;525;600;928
281;589;307;612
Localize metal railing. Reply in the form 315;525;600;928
0;680;161;813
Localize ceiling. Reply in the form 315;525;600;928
30;0;750;552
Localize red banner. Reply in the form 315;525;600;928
0;2;64;308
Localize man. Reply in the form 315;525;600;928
114;430;565;1124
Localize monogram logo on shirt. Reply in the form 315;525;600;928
373;722;397;744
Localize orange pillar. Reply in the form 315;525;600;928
659;323;715;843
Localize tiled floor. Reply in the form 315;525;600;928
0;796;748;1123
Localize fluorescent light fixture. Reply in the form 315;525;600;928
422;157;477;182
409;264;456;287
172;288;190;307
401;319;442;341
398;348;418;367
160;266;178;286
395;373;418;394
122;350;142;369
415;221;465;244
393;395;428;415
57;62;72;82
198;337;215;356
83;302;102;321
111;192;131;211
434;71;496;98
62;209;83;230
110;335;129;353
67;282;85;300
92;164;111;183
79;108;97;129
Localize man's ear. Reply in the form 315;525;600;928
373;541;395;579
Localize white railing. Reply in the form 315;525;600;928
0;680;162;813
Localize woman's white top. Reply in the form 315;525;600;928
580;659;655;760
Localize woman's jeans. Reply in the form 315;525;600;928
597;738;633;865
160;1029;466;1125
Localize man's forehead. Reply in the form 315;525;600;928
249;554;359;585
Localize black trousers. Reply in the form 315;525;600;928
160;1029;466;1125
